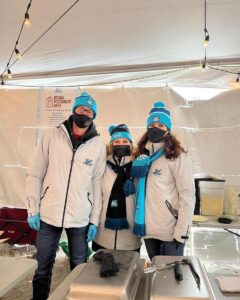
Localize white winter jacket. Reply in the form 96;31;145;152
26;122;106;228
94;157;141;250
145;144;195;243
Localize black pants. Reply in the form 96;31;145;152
32;221;88;300
144;238;184;261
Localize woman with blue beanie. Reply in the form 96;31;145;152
93;124;141;251
131;101;195;259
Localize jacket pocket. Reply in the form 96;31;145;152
40;186;49;200
87;192;92;206
165;199;178;220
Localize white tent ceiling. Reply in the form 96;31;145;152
0;0;240;88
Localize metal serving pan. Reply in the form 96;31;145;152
147;255;216;300
67;250;142;300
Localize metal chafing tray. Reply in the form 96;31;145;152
146;256;216;300
67;250;142;300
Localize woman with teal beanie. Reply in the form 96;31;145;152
131;101;195;260
93;124;141;251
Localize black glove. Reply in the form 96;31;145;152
93;250;119;277
100;253;119;277
172;238;183;249
93;250;105;261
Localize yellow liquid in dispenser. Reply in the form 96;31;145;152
199;181;225;216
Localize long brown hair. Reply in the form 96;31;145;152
134;131;186;160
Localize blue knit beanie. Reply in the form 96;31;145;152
72;92;97;119
147;101;171;130
108;124;133;143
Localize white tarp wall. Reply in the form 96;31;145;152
1;87;240;208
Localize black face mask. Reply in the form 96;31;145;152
112;145;131;158
73;112;92;128
147;127;166;143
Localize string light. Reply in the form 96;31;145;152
204;29;210;47
202;60;206;70
7;69;12;79
234;74;240;88
15;48;22;59
0;0;33;80
24;12;31;27
0;0;239;89
1;0;80;84
203;0;210;47
202;1;208;71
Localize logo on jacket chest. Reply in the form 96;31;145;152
83;159;93;166
153;168;162;176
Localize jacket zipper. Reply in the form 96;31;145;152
61;147;77;227
114;230;118;250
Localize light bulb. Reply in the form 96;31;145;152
7;69;12;79
204;29;210;47
234;75;240;88
24;12;31;26
203;39;209;47
15;48;22;59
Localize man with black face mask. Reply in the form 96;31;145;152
132;101;195;260
92;124;141;252
26;92;106;300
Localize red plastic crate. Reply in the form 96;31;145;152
0;207;36;245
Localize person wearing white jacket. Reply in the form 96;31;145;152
93;124;141;251
132;101;195;260
26;92;106;300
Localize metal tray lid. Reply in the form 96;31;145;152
148;256;216;300
67;250;142;300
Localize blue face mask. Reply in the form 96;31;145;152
147;127;166;143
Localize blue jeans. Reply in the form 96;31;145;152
144;238;184;261
32;221;88;300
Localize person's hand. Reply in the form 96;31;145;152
27;213;40;231
172;238;183;249
87;224;98;242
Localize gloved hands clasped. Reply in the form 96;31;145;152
27;213;40;231
87;224;98;242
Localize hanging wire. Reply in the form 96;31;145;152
202;0;208;68
1;0;239;87
6;0;80;72
0;67;187;88
1;0;80;84
203;0;210;47
0;0;33;79
202;49;207;69
208;65;240;75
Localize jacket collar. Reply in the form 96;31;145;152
60;115;99;148
145;141;164;156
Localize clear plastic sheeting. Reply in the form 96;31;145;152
1;86;240;209
185;227;240;275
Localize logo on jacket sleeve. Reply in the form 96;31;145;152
153;168;162;175
83;159;93;166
